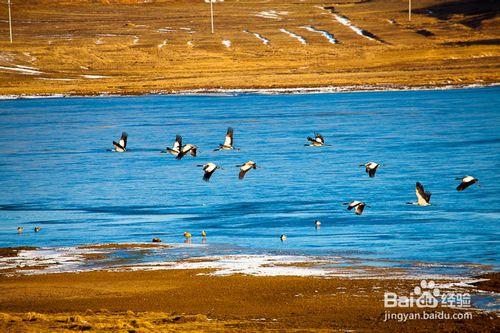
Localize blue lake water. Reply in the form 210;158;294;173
0;87;499;275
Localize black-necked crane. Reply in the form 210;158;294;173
360;162;380;178
198;162;222;182
280;234;287;241
343;201;368;215
214;127;238;151
237;161;257;179
163;134;182;157
315;220;321;228
407;182;431;206
305;133;325;146
456;175;479;191
112;132;128;152
178;143;198;159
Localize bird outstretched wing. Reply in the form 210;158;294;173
223;127;234;147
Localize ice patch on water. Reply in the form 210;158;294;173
279;28;307;45
301;25;338;44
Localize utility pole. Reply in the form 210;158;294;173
210;0;214;34
8;0;13;43
408;0;412;21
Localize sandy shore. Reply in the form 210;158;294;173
0;0;498;96
0;268;498;332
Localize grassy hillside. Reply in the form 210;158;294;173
0;0;498;95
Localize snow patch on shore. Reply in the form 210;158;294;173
0;65;43;75
279;28;307;45
333;14;382;42
243;30;270;45
38;78;76;81
81;74;110;79
157;27;176;33
301;25;338;44
0;246;493;283
1;84;496;100
255;10;288;20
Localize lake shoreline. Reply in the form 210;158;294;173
0;83;498;100
0;244;494;280
0;269;498;332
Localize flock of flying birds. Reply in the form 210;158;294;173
15;127;480;238
111;127;480;219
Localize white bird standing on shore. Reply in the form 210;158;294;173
198;162;222;181
305;133;326;146
343;201;368;215
112;132;128;152
407;182;431;206
360;162;380;178
237;161;257;179
215;127;238;151
456;175;479;191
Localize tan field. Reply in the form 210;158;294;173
0;0;498;96
0;269;499;332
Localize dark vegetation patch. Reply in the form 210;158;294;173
414;0;499;29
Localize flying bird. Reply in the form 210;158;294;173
305;133;325;147
214;127;238;151
198;162;222;182
177;143;198;159
360;162;380;178
456;176;479;191
343;201;368;215
237;161;257;179
407;182;431;206
112;132;128;152
163;135;182;157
